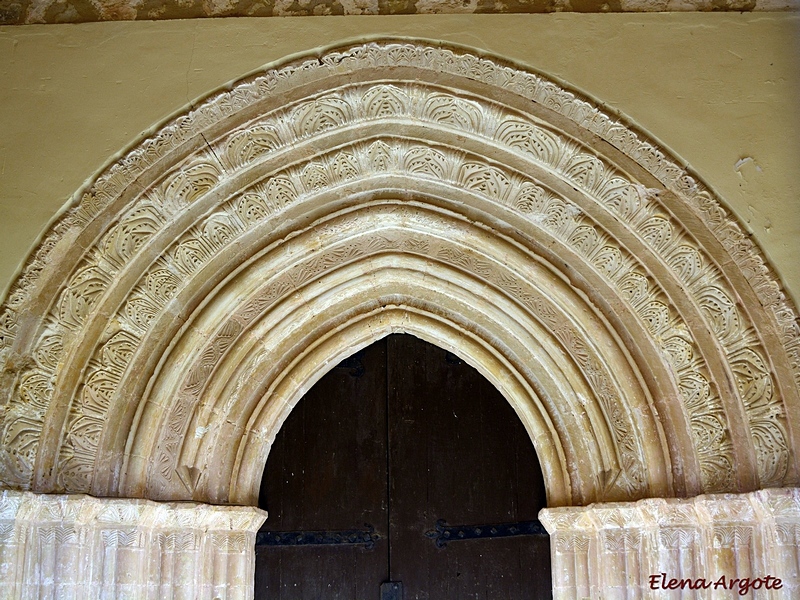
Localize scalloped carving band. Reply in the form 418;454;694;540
0;42;797;508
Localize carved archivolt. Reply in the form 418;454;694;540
0;42;797;507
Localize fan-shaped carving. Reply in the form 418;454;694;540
0;42;797;508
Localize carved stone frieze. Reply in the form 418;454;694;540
0;42;796;509
0;490;266;600
540;488;800;600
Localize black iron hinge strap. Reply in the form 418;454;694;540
256;524;380;549
426;519;548;548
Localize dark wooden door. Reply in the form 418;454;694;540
255;334;551;599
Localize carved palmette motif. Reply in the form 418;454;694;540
600;529;642;553
774;523;800;545
553;532;591;554
541;489;800;598
0;43;796;505
0;136;761;496
145;208;649;500
658;526;698;548
210;531;249;553
101;528;144;548
711;525;754;549
157;530;198;552
0;491;266;599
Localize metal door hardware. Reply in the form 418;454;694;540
426;519;548;548
256;524;380;549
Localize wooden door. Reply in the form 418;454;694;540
255;334;551;599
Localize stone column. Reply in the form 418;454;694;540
0;490;266;600
755;488;800;599
544;508;594;600
590;503;645;600
639;497;704;600
540;488;800;600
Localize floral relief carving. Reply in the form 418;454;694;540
0;137;760;496
362;85;410;120
161;160;224;211
56;263;114;332
36;525;79;546
149;319;245;497
711;525;754;549
0;491;265;600
0;42;795;508
774;523;800;545
102;205;167;270
292;97;353;138
541;489;800;600
210;531;250;553
224;124;284;170
157;530;198;552
101;528;144;548
600;528;642;553
422;93;484;132
151;220;649;500
658;526;698;548
0;129;748;497
553;532;591;554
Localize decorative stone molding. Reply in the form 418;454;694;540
540;487;800;600
0;489;266;599
0;41;797;509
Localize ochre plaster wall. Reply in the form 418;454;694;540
0;13;798;308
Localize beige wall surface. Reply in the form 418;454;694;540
1;13;798;306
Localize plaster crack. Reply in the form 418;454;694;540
186;23;199;106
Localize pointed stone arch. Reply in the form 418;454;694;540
0;41;797;513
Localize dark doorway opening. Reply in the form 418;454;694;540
255;334;551;599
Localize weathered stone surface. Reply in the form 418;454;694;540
1;489;795;598
540;487;800;599
0;490;266;599
0;0;797;25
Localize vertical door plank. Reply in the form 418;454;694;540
254;340;389;600
387;334;551;600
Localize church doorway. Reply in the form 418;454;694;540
255;334;551;599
